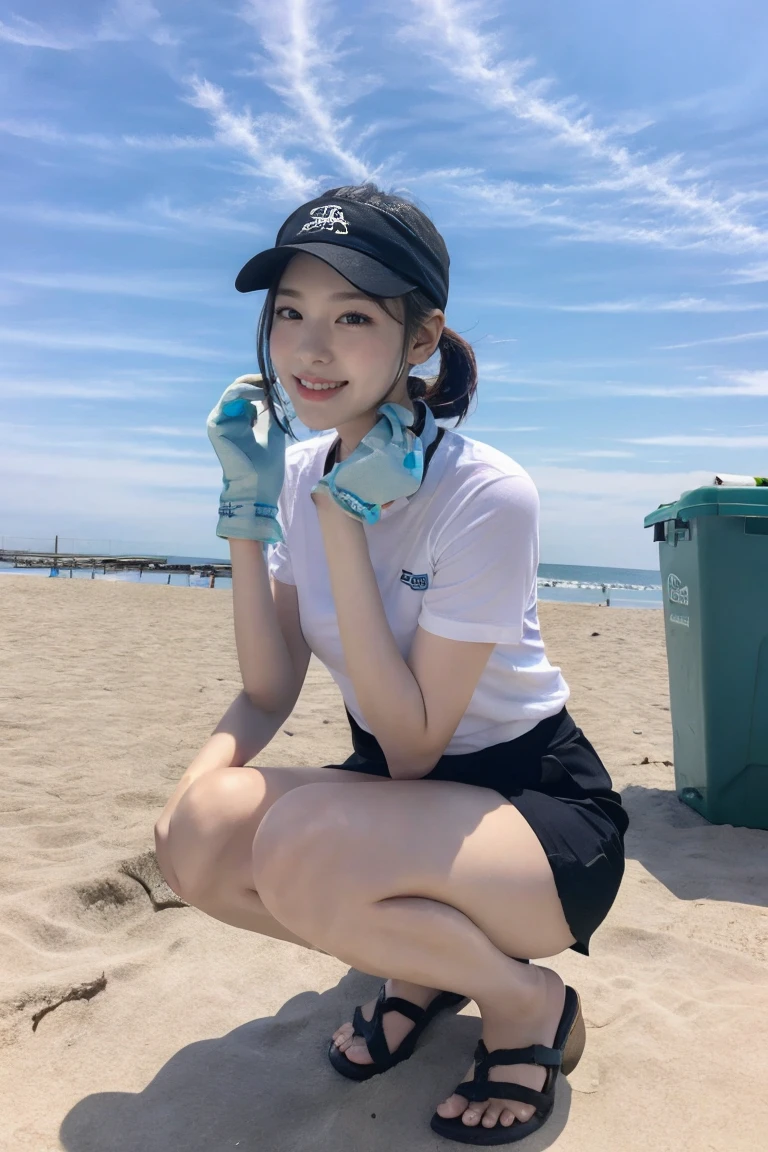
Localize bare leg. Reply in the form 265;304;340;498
160;764;461;1033
252;778;580;1132
161;764;387;955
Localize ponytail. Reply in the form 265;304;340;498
407;324;478;424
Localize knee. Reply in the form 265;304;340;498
160;769;261;906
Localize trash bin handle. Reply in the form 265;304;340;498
672;520;691;546
655;518;691;546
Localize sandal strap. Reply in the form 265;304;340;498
473;1038;562;1070
454;1079;551;1110
379;995;425;1024
349;985;424;1067
451;1038;560;1108
487;1044;562;1070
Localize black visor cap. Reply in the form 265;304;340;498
234;196;449;311
235;242;419;300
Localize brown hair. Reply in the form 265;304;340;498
253;181;478;439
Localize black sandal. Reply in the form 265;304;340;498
328;984;470;1082
429;984;586;1145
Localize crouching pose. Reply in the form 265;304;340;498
155;182;629;1146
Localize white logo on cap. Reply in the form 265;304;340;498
299;205;350;235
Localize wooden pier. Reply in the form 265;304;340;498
0;549;232;586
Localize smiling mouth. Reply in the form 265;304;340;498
293;375;349;397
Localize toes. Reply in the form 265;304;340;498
481;1102;504;1129
511;1103;535;1124
342;1037;374;1065
436;1093;470;1119
332;1023;354;1048
461;1100;488;1127
435;1093;526;1131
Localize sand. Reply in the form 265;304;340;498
1;575;766;1151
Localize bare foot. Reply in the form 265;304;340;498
435;966;566;1131
331;979;441;1065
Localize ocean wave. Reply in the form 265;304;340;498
537;578;661;592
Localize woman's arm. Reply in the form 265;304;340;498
156;688;294;809
229;538;309;712
153;689;297;883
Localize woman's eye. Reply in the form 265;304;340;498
273;307;370;325
339;312;371;326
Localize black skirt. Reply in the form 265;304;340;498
323;707;628;956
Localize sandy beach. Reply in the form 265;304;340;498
1;574;766;1151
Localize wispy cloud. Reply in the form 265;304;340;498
462;425;542;433
0;326;223;360
0;372;208;399
147;195;266;233
399;0;768;252
0;1;174;51
623;434;768;448
123;426;208;438
239;0;382;182
586;369;768;399
0;271;224;301
183;0;391;198
573;450;636;458
0;204;170;235
0;447;217;491
0;119;214;151
528;465;713;501
0;198;263;236
729;262;768;284
549;296;768;314
464;293;768;313
184;76;317;201
661;329;768;349
2;424;212;460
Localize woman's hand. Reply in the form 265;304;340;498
207;374;287;543
310;402;425;524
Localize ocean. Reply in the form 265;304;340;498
1;555;662;608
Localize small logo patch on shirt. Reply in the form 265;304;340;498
400;569;429;591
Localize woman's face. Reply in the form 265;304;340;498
269;252;413;433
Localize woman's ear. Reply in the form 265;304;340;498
410;310;445;366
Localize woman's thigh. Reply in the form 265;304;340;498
166;764;385;902
252;779;578;960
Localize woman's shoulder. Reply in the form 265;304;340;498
438;428;537;499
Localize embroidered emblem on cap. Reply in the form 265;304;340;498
299;205;350;235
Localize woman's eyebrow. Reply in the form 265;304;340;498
275;287;376;303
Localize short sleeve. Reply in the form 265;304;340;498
418;474;539;645
267;537;294;585
266;480;295;585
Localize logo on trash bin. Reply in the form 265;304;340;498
667;573;689;606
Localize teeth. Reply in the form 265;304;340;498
299;378;346;391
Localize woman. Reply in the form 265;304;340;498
154;182;629;1145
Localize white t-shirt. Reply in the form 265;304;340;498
268;425;570;755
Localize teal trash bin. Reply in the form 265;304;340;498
644;485;768;830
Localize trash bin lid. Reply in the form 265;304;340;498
644;484;768;527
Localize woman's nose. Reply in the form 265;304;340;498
293;321;334;363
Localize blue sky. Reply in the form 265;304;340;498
2;0;768;567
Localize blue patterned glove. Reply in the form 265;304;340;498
207;375;288;543
311;402;428;524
